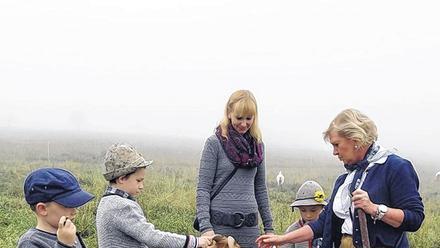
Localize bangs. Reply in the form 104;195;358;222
232;98;256;117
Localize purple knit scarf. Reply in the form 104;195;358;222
215;125;263;168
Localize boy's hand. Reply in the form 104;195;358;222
57;216;77;247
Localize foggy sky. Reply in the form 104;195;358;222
1;1;439;159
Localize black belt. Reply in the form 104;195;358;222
211;210;258;228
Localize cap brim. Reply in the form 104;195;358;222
142;160;153;167
134;159;153;168
54;190;95;208
290;199;327;207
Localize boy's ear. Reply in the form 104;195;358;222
115;176;127;185
35;202;49;216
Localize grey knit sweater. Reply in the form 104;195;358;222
17;228;85;248
196;135;274;248
96;193;196;248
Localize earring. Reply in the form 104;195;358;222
354;145;359;149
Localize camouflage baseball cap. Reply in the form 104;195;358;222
103;143;153;181
290;180;327;207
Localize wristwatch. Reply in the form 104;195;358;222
373;204;388;223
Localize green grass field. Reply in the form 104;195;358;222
0;134;439;247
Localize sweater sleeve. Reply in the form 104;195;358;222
308;200;329;238
387;157;424;232
254;144;274;232
196;136;218;233
113;200;189;248
308;174;346;238
18;239;74;248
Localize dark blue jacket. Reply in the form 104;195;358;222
308;154;424;248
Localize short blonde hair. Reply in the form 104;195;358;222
323;108;377;147
219;90;262;142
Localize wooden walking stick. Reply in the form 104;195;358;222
358;209;371;248
354;179;371;248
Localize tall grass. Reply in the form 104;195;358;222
1;160;439;248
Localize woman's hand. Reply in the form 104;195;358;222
351;189;377;215
256;234;284;248
201;230;215;237
197;236;213;248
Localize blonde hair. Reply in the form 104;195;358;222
323;108;378;147
219;90;262;142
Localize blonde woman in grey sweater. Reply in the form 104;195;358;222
196;90;274;248
96;143;212;248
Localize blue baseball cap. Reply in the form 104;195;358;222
24;167;94;208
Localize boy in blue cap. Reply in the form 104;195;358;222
18;167;94;248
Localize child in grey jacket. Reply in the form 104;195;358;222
96;143;211;248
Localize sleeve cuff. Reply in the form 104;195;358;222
57;240;75;248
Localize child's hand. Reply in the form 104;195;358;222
256;234;282;248
57;216;77;247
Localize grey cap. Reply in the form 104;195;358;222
290;180;327;207
103;143;153;181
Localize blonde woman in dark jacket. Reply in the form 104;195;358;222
258;109;424;248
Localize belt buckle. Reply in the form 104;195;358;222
233;212;245;228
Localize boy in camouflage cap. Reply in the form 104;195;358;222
96;143;212;248
280;180;327;248
102;143;153;181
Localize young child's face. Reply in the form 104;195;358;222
118;167;146;196
298;205;323;223
40;202;77;231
